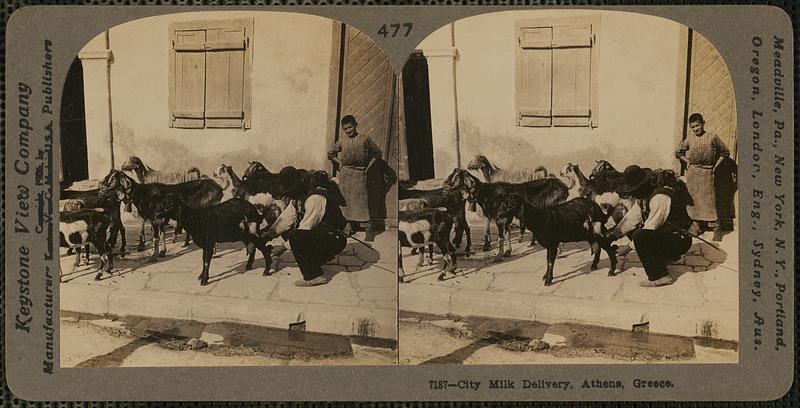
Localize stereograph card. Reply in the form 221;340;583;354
3;3;795;402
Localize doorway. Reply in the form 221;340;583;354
402;52;434;181
60;57;88;186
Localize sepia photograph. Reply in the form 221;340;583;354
397;10;739;365
58;11;399;367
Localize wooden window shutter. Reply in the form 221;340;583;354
171;30;206;129
204;27;248;128
517;27;553;127
551;24;593;127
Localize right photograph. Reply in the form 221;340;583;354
397;10;739;365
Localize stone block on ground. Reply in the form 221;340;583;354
399;283;457;315
451;289;536;321
684;255;712;268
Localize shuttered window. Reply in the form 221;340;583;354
515;17;599;128
169;19;253;129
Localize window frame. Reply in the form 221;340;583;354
168;18;254;130
515;15;600;128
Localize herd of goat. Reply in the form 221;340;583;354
398;155;687;286
59;156;341;286
60;153;685;288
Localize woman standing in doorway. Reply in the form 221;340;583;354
675;112;731;241
328;115;382;242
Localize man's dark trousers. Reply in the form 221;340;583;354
289;230;347;280
632;229;692;281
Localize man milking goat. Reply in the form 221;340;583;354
260;167;349;287
607;165;693;287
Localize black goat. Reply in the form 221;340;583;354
398;208;457;282
158;195;273;286
105;170;223;261
501;194;618;286
60;174;127;256
120;155;203;248
444;169;569;262
399;185;472;255
235;165;346;212
59;208;114;280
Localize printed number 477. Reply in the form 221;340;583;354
378;23;412;38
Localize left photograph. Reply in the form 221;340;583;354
58;11;399;367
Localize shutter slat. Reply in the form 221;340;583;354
205;110;244;119
552;108;590;117
517;27;553;128
553;25;592;48
172;30;206;128
551;24;592;128
173;110;205;119
205;27;245;127
519;108;551;116
173;43;206;51
205;40;247;51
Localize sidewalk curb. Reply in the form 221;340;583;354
400;284;738;341
61;282;397;340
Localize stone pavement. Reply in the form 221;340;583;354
59;212;397;341
400;215;739;341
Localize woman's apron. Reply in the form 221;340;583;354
686;164;716;221
338;166;369;222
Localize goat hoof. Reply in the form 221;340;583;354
544;280;552;287
158;250;167;257
503;250;512;257
590;263;598;270
608;270;616;277
200;280;208;287
437;273;446;281
482;244;491;252
137;244;145;252
147;256;158;263
245;262;254;270
94;273;103;281
262;270;272;277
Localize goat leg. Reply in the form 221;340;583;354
137;219;147;252
258;243;273;276
267;245;286;275
148;223;161;262
503;226;513;257
601;241;619;277
74;247;81;267
427;244;435;266
158;227;167;257
85;244;91;264
482;219;492;252
590;241;601;270
398;246;406;283
119;221;127;256
245;241;256;270
463;223;472;256
543;244;557;286
199;245;213;286
491;225;505;263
